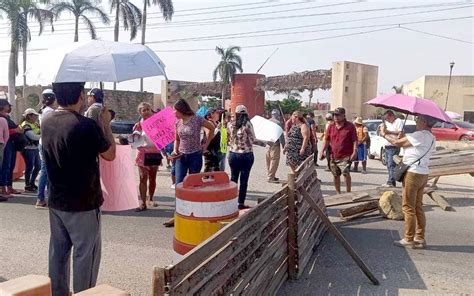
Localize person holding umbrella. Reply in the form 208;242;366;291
380;115;436;249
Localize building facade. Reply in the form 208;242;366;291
331;61;378;119
403;75;474;122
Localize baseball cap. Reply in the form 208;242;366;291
271;109;279;116
332;107;346;115
23;108;39;117
325;113;333;120
42;89;55;97
87;88;104;103
235;105;248;114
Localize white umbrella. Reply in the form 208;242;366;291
26;40;166;84
445;111;462;119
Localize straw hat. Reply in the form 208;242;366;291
353;116;364;125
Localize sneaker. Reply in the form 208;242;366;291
361;170;367;174
24;186;37;193
393;239;414;248
413;239;427;249
31;184;38;191
238;204;251;210
268;177;279;183
350;168;359;172
35;200;47;209
170;184;176;189
381;183;394;188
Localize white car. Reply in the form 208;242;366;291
367;119;416;165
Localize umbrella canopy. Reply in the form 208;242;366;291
26;40;166;83
445;111;462;119
366;94;451;123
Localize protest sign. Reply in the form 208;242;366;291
250;115;283;143
142;107;177;150
100;145;139;211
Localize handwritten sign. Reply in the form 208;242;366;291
100;145;139;211
142;107;177;150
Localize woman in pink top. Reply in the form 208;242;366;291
0;100;10;201
133;102;162;211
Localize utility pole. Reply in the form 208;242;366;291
444;61;455;111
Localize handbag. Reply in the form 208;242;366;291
393;139;434;182
144;152;163;166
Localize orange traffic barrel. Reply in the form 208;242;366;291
173;172;238;261
13;152;25;181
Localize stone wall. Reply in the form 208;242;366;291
17;86;155;121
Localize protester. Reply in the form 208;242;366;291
284;111;312;173
227;105;255;209
43;82;116;295
380;115;436;249
382;110;404;187
322;113;334;171
352;116;369;174
20;109;41;193
0;99;10;201
163;99;215;227
0;102;23;196
321;107;357;194
163;142;176;189
203;108;223;172
85;88;104;122
37;89;56;208
133;102;162;212
306;112;319;166
266;109;285;183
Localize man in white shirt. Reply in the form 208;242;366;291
382;110;404;187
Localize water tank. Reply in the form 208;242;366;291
230;74;265;117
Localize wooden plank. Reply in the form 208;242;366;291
152;267;166;296
296;166;316;188
195;221;289;296
298;218;325;261
166;187;288;284
233;228;288;295
341;208;379;221
429;165;474;177
339;201;379;218
298;187;380;286
172;203;288;294
264;258;289;296
429;155;474;166
297;222;328;279
428;192;454;211
287;173;298;281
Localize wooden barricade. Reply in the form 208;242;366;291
152;156;327;295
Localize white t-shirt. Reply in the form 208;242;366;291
39;106;54;145
385;118;404;147
402;130;436;175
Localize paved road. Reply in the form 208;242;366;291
1;145;473;295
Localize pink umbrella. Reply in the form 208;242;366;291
366;94;452;123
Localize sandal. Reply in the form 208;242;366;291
135;204;147;212
163;218;174;227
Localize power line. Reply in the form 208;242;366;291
5;2;469;37
144;16;473;44
399;26;474;44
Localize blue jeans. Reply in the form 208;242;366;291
22;148;41;187
38;145;49;201
218;152;226;171
175;151;203;184
228;152;254;205
385;146;400;186
0;140;16;187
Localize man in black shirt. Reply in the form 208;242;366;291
42;82;116;295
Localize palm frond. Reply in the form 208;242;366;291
151;0;174;21
83;3;110;25
81;14;96;39
50;2;75;19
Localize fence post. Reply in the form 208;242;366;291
287;173;298;280
152;266;166;296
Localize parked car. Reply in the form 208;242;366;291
431;121;474;142
111;120;136;135
363;119;382;138
368;120;416;165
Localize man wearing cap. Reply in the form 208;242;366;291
266;109;285;183
382;110;404;187
43;82;116;295
321;107;357;194
85;88;104;123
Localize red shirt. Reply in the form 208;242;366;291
326;120;357;159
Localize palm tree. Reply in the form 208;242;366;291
0;0;53;109
392;85;404;94
51;0;110;42
140;0;173;92
213;46;243;108
110;0;142;42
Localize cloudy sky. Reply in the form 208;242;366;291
0;0;472;102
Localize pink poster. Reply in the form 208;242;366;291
142;107;177;150
100;145;139;211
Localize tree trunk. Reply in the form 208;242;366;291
113;5;120;91
8;36;17;117
74;16;79;42
308;89;313;108
139;3;147;92
22;39;27;100
221;86;225;109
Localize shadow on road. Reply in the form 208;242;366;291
279;227;427;295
